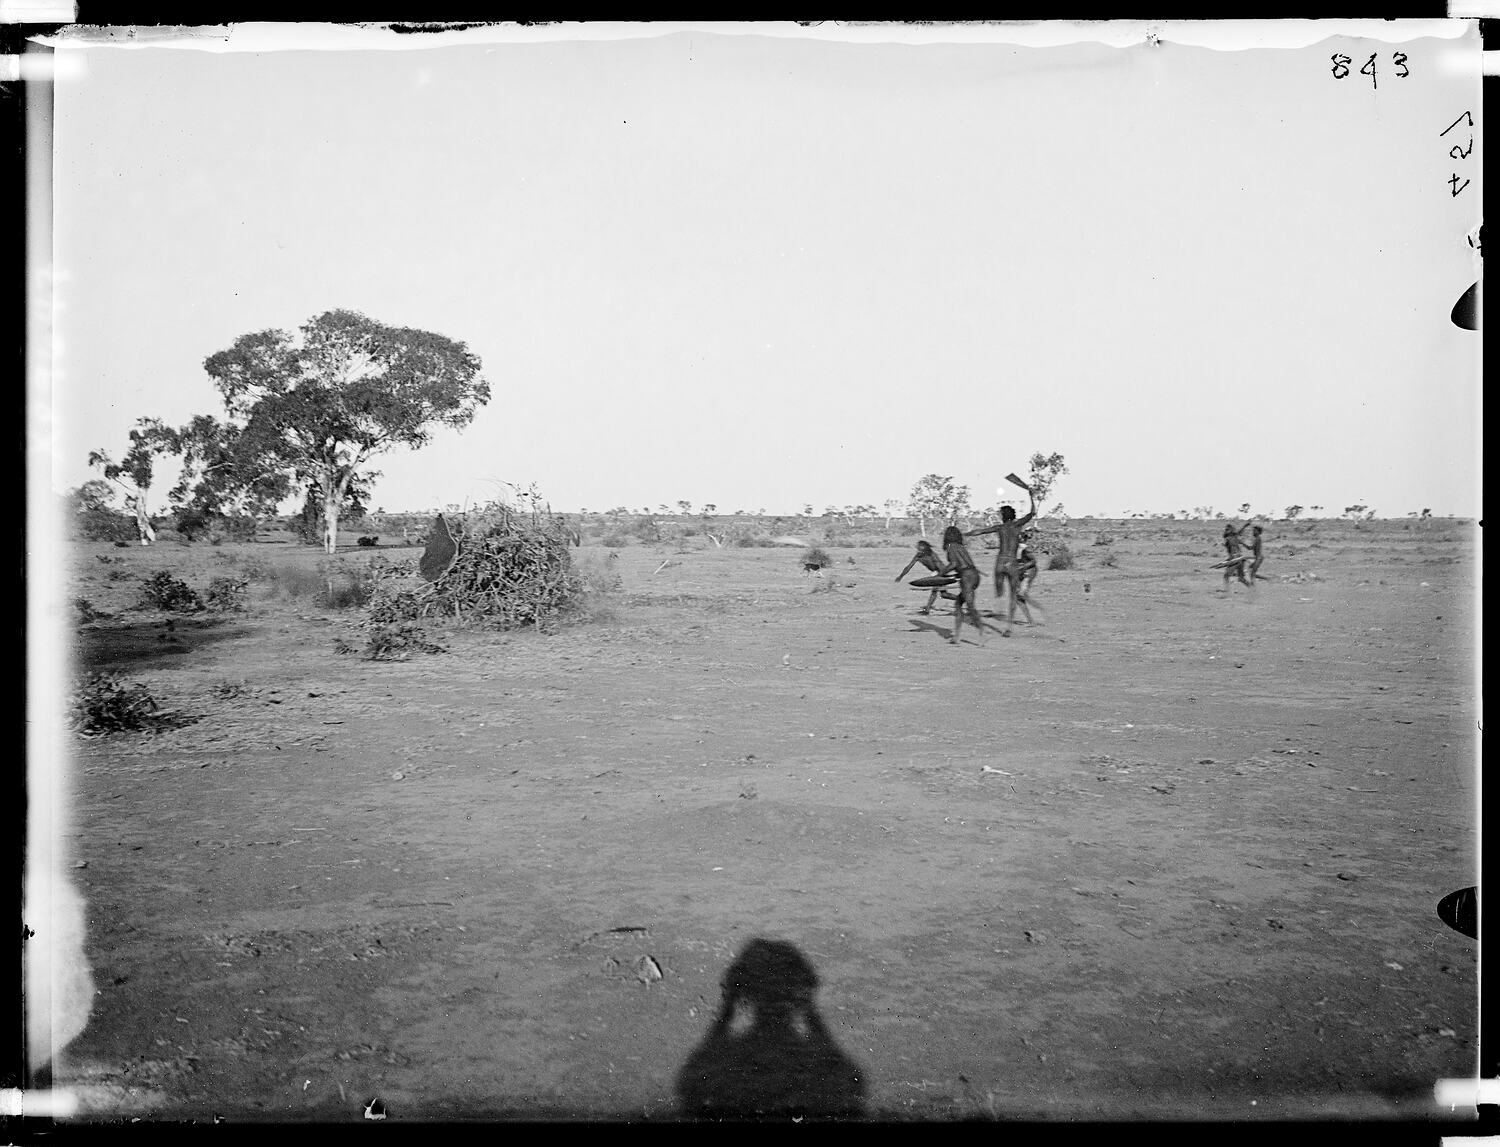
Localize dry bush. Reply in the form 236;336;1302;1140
801;546;832;570
337;622;447;661
139;571;204;612
205;576;250;613
72;674;199;736
369;506;585;632
1047;544;1075;571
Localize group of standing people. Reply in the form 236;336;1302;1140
896;487;1039;646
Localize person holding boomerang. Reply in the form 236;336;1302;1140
966;473;1037;635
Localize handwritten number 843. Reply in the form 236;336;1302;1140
1331;52;1409;87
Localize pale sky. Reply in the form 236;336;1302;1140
44;22;1483;518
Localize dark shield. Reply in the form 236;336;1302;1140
909;574;960;588
418;513;459;583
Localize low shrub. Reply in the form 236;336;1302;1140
601;532;630;548
1095;550;1119;568
261;562;326;602
262;561;373;608
337;622;447;661
214;515;260;543
735;535;775;548
71;674;199;736
205;576;250;613
801;546;832;570
320;565;376;609
357;536;380;547
139;571;204;612
237;554;273;580
564;553;624;624
1093;532;1115;547
76;508;140;543
1047;544;1075;571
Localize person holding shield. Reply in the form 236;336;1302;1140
895;540;955;614
1218;522;1253;588
936;526;987;646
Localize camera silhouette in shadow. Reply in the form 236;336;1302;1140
675;937;868;1121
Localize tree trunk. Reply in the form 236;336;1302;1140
132;492;155;545
322;476;344;555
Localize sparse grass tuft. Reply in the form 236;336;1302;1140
1095;550;1119;568
321;566;376;610
262;562;328;602
262;561;374;609
207;678;251;701
73;596;110;624
562;553;623;624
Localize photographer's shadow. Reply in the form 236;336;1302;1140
675;938;868;1121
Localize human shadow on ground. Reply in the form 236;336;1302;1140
907;618;995;645
674;938;868;1121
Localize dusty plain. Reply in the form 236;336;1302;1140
49;517;1479;1122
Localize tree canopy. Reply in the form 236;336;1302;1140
1025;452;1069;509
908;474;971;535
195;310;490;552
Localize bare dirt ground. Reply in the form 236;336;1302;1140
49;519;1478;1122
